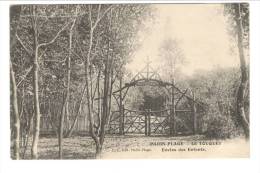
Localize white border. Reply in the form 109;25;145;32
1;1;260;173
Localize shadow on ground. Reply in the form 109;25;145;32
17;135;208;159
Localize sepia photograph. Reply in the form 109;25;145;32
9;3;250;160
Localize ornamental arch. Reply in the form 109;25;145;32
107;62;206;136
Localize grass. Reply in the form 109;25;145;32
15;134;248;159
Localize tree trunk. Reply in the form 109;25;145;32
235;4;249;139
107;69;114;123
95;141;102;159
99;9;115;147
10;5;22;160
58;17;77;159
31;45;41;159
85;6;113;158
65;83;87;138
10;62;20;160
99;37;111;146
85;27;101;158
97;70;101;135
58;93;66;159
22;109;33;159
29;5;41;160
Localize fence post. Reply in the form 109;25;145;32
149;109;152;136
119;77;124;135
170;80;176;136
192;91;197;134
144;110;147;136
119;105;124;135
122;105;125;135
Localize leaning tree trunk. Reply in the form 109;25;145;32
10;62;20;160
235;4;249;139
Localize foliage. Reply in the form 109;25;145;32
159;38;186;81
203;106;236;139
184;66;249;139
224;3;250;138
224;3;249;49
10;4;153;159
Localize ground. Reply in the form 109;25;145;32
17;135;249;159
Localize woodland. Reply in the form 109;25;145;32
10;4;249;159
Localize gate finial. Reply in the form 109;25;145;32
144;56;152;80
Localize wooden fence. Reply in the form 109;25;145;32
40;115;90;135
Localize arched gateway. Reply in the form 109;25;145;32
107;62;205;136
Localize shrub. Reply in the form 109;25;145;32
204;113;236;139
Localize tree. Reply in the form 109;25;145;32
10;62;20;159
10;5;22;160
159;38;185;82
15;5;72;159
81;4;114;158
224;3;249;139
234;3;249;139
186;67;244;138
71;4;152;157
58;6;78;159
10;4;152;159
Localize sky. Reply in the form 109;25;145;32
126;4;241;76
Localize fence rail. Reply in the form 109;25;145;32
40;115;90;134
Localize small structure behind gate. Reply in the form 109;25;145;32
107;60;206;136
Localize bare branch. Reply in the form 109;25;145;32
38;47;48;61
71;50;83;60
20;14;77;18
37;21;72;49
93;5;115;29
44;58;66;63
15;32;33;55
97;5;101;22
16;66;33;87
88;5;93;29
